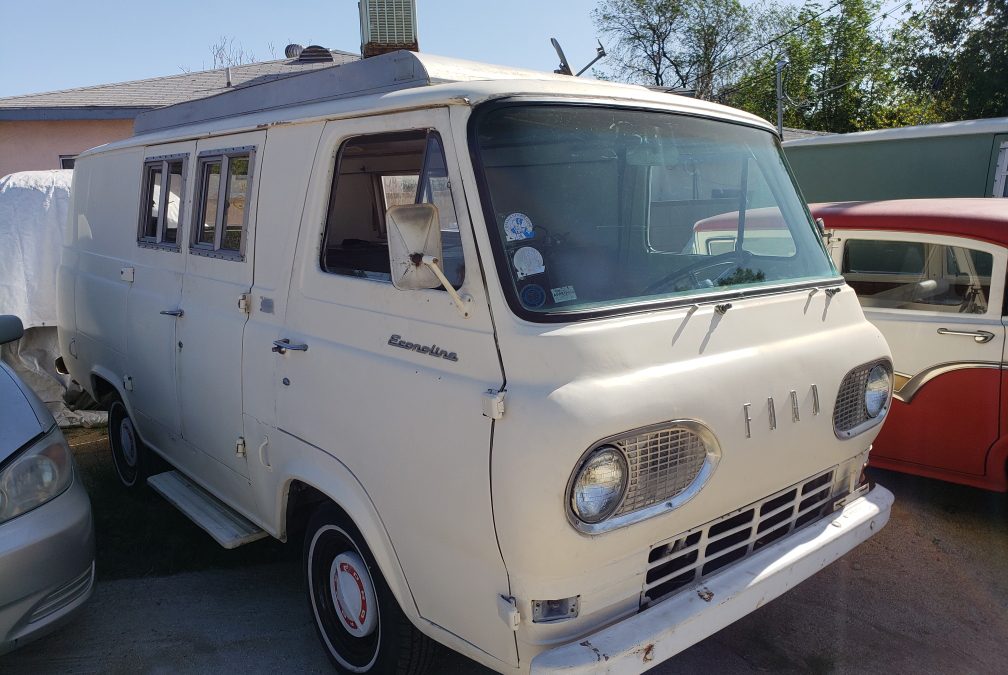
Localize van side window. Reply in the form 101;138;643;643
138;155;187;249
320;130;463;286
842;238;993;314
192;148;253;260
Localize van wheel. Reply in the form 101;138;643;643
108;400;150;488
305;504;436;674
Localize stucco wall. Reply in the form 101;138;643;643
0;119;134;178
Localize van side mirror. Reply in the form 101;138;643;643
0;315;24;345
386;203;471;318
387;203;443;291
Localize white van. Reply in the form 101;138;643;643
57;51;894;674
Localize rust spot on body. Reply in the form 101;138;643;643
643;644;655;662
580;640;604;662
697;586;714;602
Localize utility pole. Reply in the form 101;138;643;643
775;59;789;136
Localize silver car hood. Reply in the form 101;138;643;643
0;361;52;463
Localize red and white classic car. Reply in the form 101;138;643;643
814;199;1008;491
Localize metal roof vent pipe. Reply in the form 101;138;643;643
359;0;418;58
285;43;304;59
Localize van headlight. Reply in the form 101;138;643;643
0;429;74;525
569;446;628;524
864;365;891;418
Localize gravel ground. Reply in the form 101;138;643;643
3;430;1005;674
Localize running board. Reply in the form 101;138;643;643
147;471;268;549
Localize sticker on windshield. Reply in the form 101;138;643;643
513;246;545;279
504;213;534;242
551;285;577;303
520;283;547;308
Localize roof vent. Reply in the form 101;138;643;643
296;45;334;63
285;43;304;58
359;0;418;58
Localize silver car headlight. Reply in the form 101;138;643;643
0;429;74;525
569;445;628;524
864;365;891;418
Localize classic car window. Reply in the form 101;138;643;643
842;238;992;314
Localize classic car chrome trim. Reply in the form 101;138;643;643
893;361;1002;403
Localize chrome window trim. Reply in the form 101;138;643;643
833;358;893;439
566;419;722;536
893;360;1002;404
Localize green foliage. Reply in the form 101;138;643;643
894;0;1008;120
593;0;1007;133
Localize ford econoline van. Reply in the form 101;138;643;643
57;51;894;674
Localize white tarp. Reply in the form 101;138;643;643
0;170;104;427
0;170;71;328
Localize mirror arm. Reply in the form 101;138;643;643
421;255;470;318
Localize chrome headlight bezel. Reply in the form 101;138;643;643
0;427;74;526
833;358;893;439
566;420;722;535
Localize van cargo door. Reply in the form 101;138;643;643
176;130;265;512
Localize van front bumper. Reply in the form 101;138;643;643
529;484;893;674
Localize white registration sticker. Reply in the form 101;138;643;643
551;285;577;303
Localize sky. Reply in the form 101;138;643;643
0;0;604;98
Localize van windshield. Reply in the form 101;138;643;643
470;104;838;318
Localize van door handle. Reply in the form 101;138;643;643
160;309;184;317
272;338;308;354
937;328;995;343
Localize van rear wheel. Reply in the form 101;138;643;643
108;399;151;488
305;504;436;674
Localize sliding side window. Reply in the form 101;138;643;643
138;154;187;249
192;148;254;260
320;130;463;286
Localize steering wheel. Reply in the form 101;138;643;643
644;250;754;295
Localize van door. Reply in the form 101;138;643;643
126;141;194;452
176;131;265;510
833;229;1007;476
274;109;516;665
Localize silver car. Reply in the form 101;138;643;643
0;315;95;655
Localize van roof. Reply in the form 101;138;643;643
85;51;772;155
810;199;1008;246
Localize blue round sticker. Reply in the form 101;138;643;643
520;283;547;308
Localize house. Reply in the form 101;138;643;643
0;47;358;178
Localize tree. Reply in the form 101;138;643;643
726;0;928;133
893;0;1008;121
592;0;687;87
592;0;756;96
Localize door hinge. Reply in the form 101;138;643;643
482;388;506;420
238;293;252;314
236;436;246;458
497;595;520;631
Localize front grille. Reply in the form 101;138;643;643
615;426;710;517
641;469;835;609
833;359;891;436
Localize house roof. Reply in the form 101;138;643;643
810;199;1008;246
0;50;359;121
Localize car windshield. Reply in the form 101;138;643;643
471;104;838;318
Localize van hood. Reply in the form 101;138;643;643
0;362;51;463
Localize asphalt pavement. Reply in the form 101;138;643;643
3;464;1006;674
